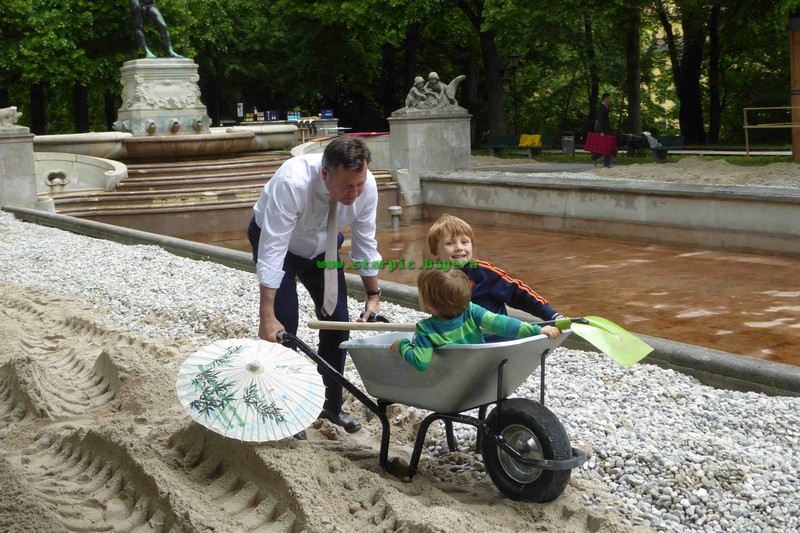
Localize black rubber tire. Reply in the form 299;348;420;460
481;398;572;502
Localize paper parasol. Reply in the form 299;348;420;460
176;339;325;442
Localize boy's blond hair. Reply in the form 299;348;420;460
417;268;472;319
426;214;475;256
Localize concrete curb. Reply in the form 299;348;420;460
5;205;799;398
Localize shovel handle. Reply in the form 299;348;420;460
307;320;417;332
540;317;589;330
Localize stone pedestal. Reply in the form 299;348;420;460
0;126;38;208
387;108;472;216
114;58;212;137
388;108;472;172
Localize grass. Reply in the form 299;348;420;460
472;147;798;166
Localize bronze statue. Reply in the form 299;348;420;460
130;0;184;59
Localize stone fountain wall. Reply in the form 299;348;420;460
0;116;37;208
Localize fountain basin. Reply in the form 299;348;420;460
122;131;255;159
35;152;127;193
34;132;132;159
227;124;297;151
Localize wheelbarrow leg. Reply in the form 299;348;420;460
277;332;393;470
475;405;488;451
445;420;456;452
377;400;392;471
409;412;484;478
409;413;444;478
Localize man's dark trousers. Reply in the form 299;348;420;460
248;216;349;413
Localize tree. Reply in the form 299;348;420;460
656;0;708;145
624;3;644;134
1;0;796;146
454;0;507;137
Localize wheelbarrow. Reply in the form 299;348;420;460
278;323;587;503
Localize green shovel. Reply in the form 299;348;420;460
554;316;653;369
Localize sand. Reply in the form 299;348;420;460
1;156;796;532
596;157;800;189
472;154;800;189
0;282;643;532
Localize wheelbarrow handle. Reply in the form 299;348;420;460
307;320;417;332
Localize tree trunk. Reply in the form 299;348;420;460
201;79;220;127
381;43;398;119
708;2;722;144
74;82;90;133
791;9;800;160
479;29;507;136
659;3;707;145
455;58;480;143
403;26;420;90
31;83;46;135
560;64;579;131
0;88;8;108
625;6;642;134
584;16;599;134
457;0;507;137
678;11;707;145
105;91;117;131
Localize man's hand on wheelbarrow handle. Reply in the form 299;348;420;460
359;312;392;323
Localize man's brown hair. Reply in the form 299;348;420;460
322;136;372;174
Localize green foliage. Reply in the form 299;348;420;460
0;0;797;141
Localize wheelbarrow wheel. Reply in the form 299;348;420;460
481;399;571;502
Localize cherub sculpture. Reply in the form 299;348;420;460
403;72;466;110
405;76;426;108
0;106;23;128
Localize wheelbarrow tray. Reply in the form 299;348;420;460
341;331;569;413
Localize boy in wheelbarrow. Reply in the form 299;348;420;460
390;269;560;370
427;214;566;339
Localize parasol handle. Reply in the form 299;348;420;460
307;320;416;332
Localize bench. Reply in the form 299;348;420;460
656;135;684;148
488;135;522;157
519;134;544;156
488;134;553;157
619;133;671;163
649;145;670;163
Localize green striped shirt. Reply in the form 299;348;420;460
397;302;541;371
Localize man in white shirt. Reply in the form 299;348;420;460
248;136;381;438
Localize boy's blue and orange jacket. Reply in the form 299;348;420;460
462;258;559;321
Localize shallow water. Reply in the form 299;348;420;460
190;222;800;367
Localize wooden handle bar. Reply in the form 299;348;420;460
307;320;416;332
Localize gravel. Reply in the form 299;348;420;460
1;210;798;533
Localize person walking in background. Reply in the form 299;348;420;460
247;136;382;439
591;92;614;168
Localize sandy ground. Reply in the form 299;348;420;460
1;156;796;532
472;154;800;188
0;283;644;532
